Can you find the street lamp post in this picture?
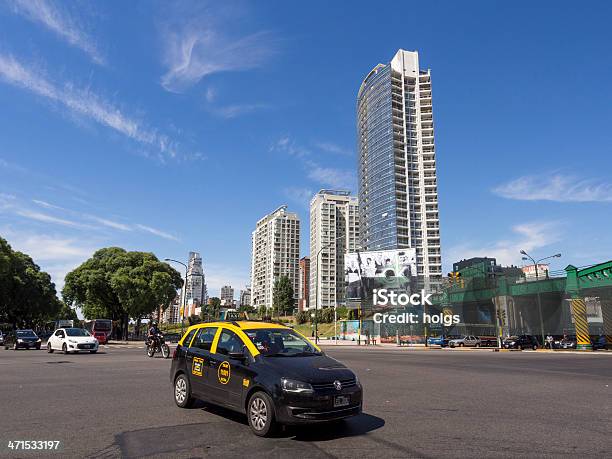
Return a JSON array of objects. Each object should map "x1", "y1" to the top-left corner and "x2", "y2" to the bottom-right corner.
[
  {"x1": 519, "y1": 251, "x2": 561, "y2": 346},
  {"x1": 314, "y1": 234, "x2": 345, "y2": 345},
  {"x1": 165, "y1": 258, "x2": 188, "y2": 336}
]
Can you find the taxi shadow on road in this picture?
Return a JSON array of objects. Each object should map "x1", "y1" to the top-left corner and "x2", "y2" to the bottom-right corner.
[{"x1": 195, "y1": 400, "x2": 384, "y2": 440}]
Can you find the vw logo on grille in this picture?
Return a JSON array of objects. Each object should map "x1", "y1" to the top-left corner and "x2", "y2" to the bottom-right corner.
[{"x1": 333, "y1": 380, "x2": 342, "y2": 391}]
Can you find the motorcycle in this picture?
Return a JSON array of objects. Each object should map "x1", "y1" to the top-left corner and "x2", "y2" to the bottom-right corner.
[{"x1": 146, "y1": 332, "x2": 170, "y2": 358}]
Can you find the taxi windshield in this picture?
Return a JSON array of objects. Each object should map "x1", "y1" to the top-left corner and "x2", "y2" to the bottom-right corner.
[{"x1": 244, "y1": 328, "x2": 320, "y2": 357}]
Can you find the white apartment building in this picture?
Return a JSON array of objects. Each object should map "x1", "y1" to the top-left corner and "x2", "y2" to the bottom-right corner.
[
  {"x1": 162, "y1": 293, "x2": 181, "y2": 324},
  {"x1": 220, "y1": 285, "x2": 235, "y2": 306},
  {"x1": 309, "y1": 190, "x2": 360, "y2": 309},
  {"x1": 357, "y1": 49, "x2": 442, "y2": 280},
  {"x1": 250, "y1": 205, "x2": 300, "y2": 310},
  {"x1": 240, "y1": 287, "x2": 251, "y2": 307}
]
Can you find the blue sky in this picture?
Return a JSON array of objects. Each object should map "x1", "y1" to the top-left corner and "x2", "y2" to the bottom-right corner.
[{"x1": 1, "y1": 0, "x2": 611, "y2": 297}]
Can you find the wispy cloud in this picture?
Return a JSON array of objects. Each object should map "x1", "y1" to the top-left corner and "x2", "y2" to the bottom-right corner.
[
  {"x1": 136, "y1": 224, "x2": 179, "y2": 242},
  {"x1": 32, "y1": 199, "x2": 65, "y2": 210},
  {"x1": 205, "y1": 87, "x2": 216, "y2": 102},
  {"x1": 304, "y1": 160, "x2": 356, "y2": 190},
  {"x1": 3, "y1": 194, "x2": 178, "y2": 242},
  {"x1": 14, "y1": 209, "x2": 91, "y2": 229},
  {"x1": 270, "y1": 136, "x2": 310, "y2": 158},
  {"x1": 1, "y1": 228, "x2": 97, "y2": 292},
  {"x1": 0, "y1": 54, "x2": 180, "y2": 161},
  {"x1": 314, "y1": 142, "x2": 353, "y2": 157},
  {"x1": 283, "y1": 187, "x2": 314, "y2": 209},
  {"x1": 159, "y1": 3, "x2": 277, "y2": 92},
  {"x1": 271, "y1": 136, "x2": 356, "y2": 190},
  {"x1": 444, "y1": 221, "x2": 563, "y2": 272},
  {"x1": 493, "y1": 174, "x2": 612, "y2": 203},
  {"x1": 10, "y1": 0, "x2": 104, "y2": 65},
  {"x1": 209, "y1": 103, "x2": 268, "y2": 119},
  {"x1": 84, "y1": 215, "x2": 132, "y2": 232}
]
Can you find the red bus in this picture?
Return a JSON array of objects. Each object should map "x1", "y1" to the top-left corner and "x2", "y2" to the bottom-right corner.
[{"x1": 84, "y1": 319, "x2": 113, "y2": 344}]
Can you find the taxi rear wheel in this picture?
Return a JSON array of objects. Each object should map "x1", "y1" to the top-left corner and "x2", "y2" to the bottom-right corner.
[
  {"x1": 247, "y1": 391, "x2": 276, "y2": 437},
  {"x1": 174, "y1": 374, "x2": 194, "y2": 408}
]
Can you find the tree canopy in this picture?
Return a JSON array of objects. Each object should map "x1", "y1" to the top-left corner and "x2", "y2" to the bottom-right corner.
[
  {"x1": 273, "y1": 275, "x2": 294, "y2": 317},
  {"x1": 62, "y1": 248, "x2": 183, "y2": 330},
  {"x1": 201, "y1": 297, "x2": 221, "y2": 321},
  {"x1": 0, "y1": 236, "x2": 62, "y2": 328}
]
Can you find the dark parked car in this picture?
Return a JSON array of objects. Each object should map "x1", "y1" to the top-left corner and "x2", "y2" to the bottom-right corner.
[
  {"x1": 592, "y1": 335, "x2": 610, "y2": 350},
  {"x1": 503, "y1": 335, "x2": 539, "y2": 350},
  {"x1": 12, "y1": 329, "x2": 42, "y2": 350}
]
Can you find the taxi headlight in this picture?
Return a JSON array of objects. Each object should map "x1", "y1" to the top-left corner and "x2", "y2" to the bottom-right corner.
[
  {"x1": 17, "y1": 339, "x2": 24, "y2": 343},
  {"x1": 281, "y1": 378, "x2": 314, "y2": 394}
]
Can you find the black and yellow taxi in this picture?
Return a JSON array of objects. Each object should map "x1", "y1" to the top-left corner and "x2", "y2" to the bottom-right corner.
[{"x1": 170, "y1": 320, "x2": 363, "y2": 436}]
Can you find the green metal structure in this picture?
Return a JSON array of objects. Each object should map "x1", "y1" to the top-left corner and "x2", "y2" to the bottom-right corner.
[{"x1": 430, "y1": 259, "x2": 612, "y2": 350}]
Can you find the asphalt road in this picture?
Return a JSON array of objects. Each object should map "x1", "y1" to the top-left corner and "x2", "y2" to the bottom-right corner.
[{"x1": 0, "y1": 345, "x2": 610, "y2": 458}]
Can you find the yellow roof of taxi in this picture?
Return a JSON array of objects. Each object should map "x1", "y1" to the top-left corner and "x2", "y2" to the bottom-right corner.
[{"x1": 189, "y1": 321, "x2": 289, "y2": 330}]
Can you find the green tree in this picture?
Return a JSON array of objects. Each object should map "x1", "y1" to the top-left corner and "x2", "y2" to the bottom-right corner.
[
  {"x1": 237, "y1": 303, "x2": 255, "y2": 314},
  {"x1": 57, "y1": 301, "x2": 79, "y2": 322},
  {"x1": 188, "y1": 314, "x2": 201, "y2": 326},
  {"x1": 321, "y1": 307, "x2": 335, "y2": 323},
  {"x1": 336, "y1": 306, "x2": 349, "y2": 320},
  {"x1": 295, "y1": 310, "x2": 309, "y2": 324},
  {"x1": 208, "y1": 297, "x2": 221, "y2": 319},
  {"x1": 273, "y1": 275, "x2": 294, "y2": 318},
  {"x1": 62, "y1": 247, "x2": 182, "y2": 339},
  {"x1": 0, "y1": 236, "x2": 62, "y2": 329}
]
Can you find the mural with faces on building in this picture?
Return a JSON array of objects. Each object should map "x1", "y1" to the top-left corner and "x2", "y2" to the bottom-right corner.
[{"x1": 344, "y1": 248, "x2": 417, "y2": 310}]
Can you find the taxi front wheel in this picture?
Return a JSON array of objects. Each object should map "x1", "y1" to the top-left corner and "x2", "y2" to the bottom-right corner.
[
  {"x1": 247, "y1": 391, "x2": 277, "y2": 437},
  {"x1": 174, "y1": 374, "x2": 195, "y2": 408}
]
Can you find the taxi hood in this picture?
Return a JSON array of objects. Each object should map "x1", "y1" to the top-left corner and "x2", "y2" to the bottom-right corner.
[{"x1": 262, "y1": 354, "x2": 355, "y2": 383}]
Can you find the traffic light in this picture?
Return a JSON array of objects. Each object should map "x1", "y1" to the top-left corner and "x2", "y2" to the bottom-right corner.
[{"x1": 447, "y1": 271, "x2": 463, "y2": 287}]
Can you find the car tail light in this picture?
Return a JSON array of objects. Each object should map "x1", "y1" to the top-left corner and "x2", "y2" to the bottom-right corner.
[{"x1": 172, "y1": 348, "x2": 178, "y2": 359}]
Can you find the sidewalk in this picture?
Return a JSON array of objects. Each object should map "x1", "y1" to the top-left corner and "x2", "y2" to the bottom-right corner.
[{"x1": 318, "y1": 341, "x2": 612, "y2": 354}]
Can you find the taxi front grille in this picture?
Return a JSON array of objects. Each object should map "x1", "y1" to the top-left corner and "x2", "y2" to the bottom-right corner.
[{"x1": 312, "y1": 378, "x2": 356, "y2": 391}]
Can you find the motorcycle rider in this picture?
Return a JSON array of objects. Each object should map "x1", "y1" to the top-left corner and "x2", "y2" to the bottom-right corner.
[{"x1": 148, "y1": 320, "x2": 161, "y2": 348}]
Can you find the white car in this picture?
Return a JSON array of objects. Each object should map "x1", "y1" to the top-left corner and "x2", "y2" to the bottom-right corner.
[
  {"x1": 47, "y1": 328, "x2": 99, "y2": 354},
  {"x1": 448, "y1": 335, "x2": 481, "y2": 348}
]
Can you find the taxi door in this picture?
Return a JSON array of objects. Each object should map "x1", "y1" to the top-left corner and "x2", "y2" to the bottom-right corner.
[
  {"x1": 208, "y1": 328, "x2": 254, "y2": 409},
  {"x1": 186, "y1": 326, "x2": 219, "y2": 398}
]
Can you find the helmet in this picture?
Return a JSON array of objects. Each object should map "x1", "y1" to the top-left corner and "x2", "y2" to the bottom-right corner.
[{"x1": 151, "y1": 320, "x2": 158, "y2": 327}]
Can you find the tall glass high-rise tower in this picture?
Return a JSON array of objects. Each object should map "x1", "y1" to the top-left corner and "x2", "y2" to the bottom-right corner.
[{"x1": 357, "y1": 49, "x2": 441, "y2": 279}]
